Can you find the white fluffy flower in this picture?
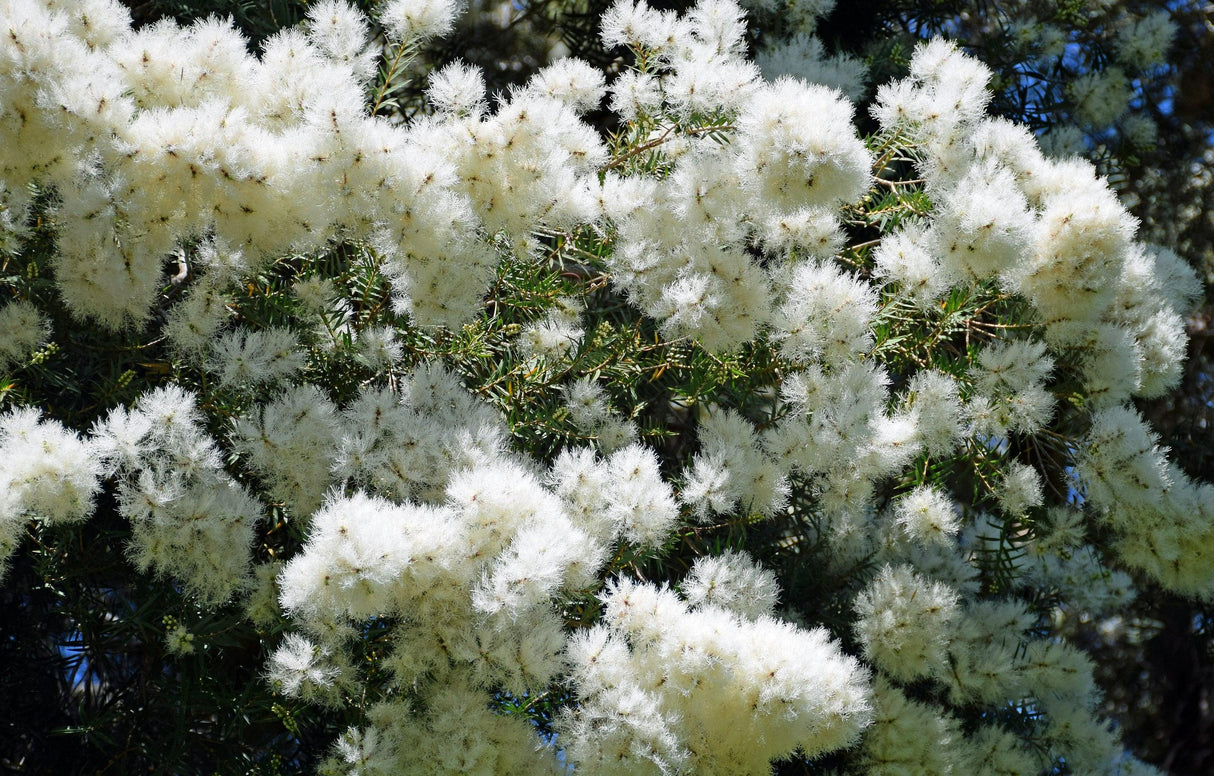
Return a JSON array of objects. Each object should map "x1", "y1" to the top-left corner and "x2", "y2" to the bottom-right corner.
[
  {"x1": 871, "y1": 39, "x2": 991, "y2": 142},
  {"x1": 929, "y1": 161, "x2": 1034, "y2": 283},
  {"x1": 969, "y1": 338, "x2": 1056, "y2": 437},
  {"x1": 859, "y1": 678, "x2": 967, "y2": 774},
  {"x1": 905, "y1": 370, "x2": 965, "y2": 457},
  {"x1": 755, "y1": 206, "x2": 844, "y2": 260},
  {"x1": 268, "y1": 632, "x2": 347, "y2": 705},
  {"x1": 426, "y1": 61, "x2": 486, "y2": 118},
  {"x1": 377, "y1": 0, "x2": 463, "y2": 45},
  {"x1": 305, "y1": 0, "x2": 376, "y2": 81},
  {"x1": 280, "y1": 492, "x2": 432, "y2": 620},
  {"x1": 1115, "y1": 10, "x2": 1177, "y2": 68},
  {"x1": 770, "y1": 260, "x2": 877, "y2": 365},
  {"x1": 895, "y1": 485, "x2": 959, "y2": 544},
  {"x1": 0, "y1": 300, "x2": 50, "y2": 370},
  {"x1": 681, "y1": 550, "x2": 780, "y2": 619},
  {"x1": 872, "y1": 223, "x2": 952, "y2": 308},
  {"x1": 207, "y1": 326, "x2": 305, "y2": 388},
  {"x1": 854, "y1": 564, "x2": 959, "y2": 681},
  {"x1": 1068, "y1": 68, "x2": 1131, "y2": 128},
  {"x1": 755, "y1": 33, "x2": 867, "y2": 99},
  {"x1": 605, "y1": 444, "x2": 680, "y2": 548},
  {"x1": 997, "y1": 462, "x2": 1044, "y2": 516},
  {"x1": 682, "y1": 406, "x2": 789, "y2": 519},
  {"x1": 231, "y1": 385, "x2": 340, "y2": 517},
  {"x1": 526, "y1": 58, "x2": 606, "y2": 114},
  {"x1": 736, "y1": 77, "x2": 873, "y2": 210},
  {"x1": 560, "y1": 577, "x2": 872, "y2": 772},
  {"x1": 608, "y1": 70, "x2": 662, "y2": 121},
  {"x1": 518, "y1": 298, "x2": 584, "y2": 364},
  {"x1": 0, "y1": 408, "x2": 100, "y2": 574},
  {"x1": 357, "y1": 326, "x2": 403, "y2": 368},
  {"x1": 472, "y1": 517, "x2": 604, "y2": 617},
  {"x1": 1, "y1": 408, "x2": 101, "y2": 526},
  {"x1": 943, "y1": 599, "x2": 1035, "y2": 704}
]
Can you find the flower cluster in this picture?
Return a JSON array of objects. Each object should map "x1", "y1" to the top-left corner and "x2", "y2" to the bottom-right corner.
[
  {"x1": 0, "y1": 408, "x2": 100, "y2": 575},
  {"x1": 559, "y1": 572, "x2": 870, "y2": 774},
  {"x1": 92, "y1": 385, "x2": 262, "y2": 604}
]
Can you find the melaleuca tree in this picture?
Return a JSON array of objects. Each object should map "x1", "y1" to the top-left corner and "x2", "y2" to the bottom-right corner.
[{"x1": 1, "y1": 0, "x2": 1213, "y2": 775}]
